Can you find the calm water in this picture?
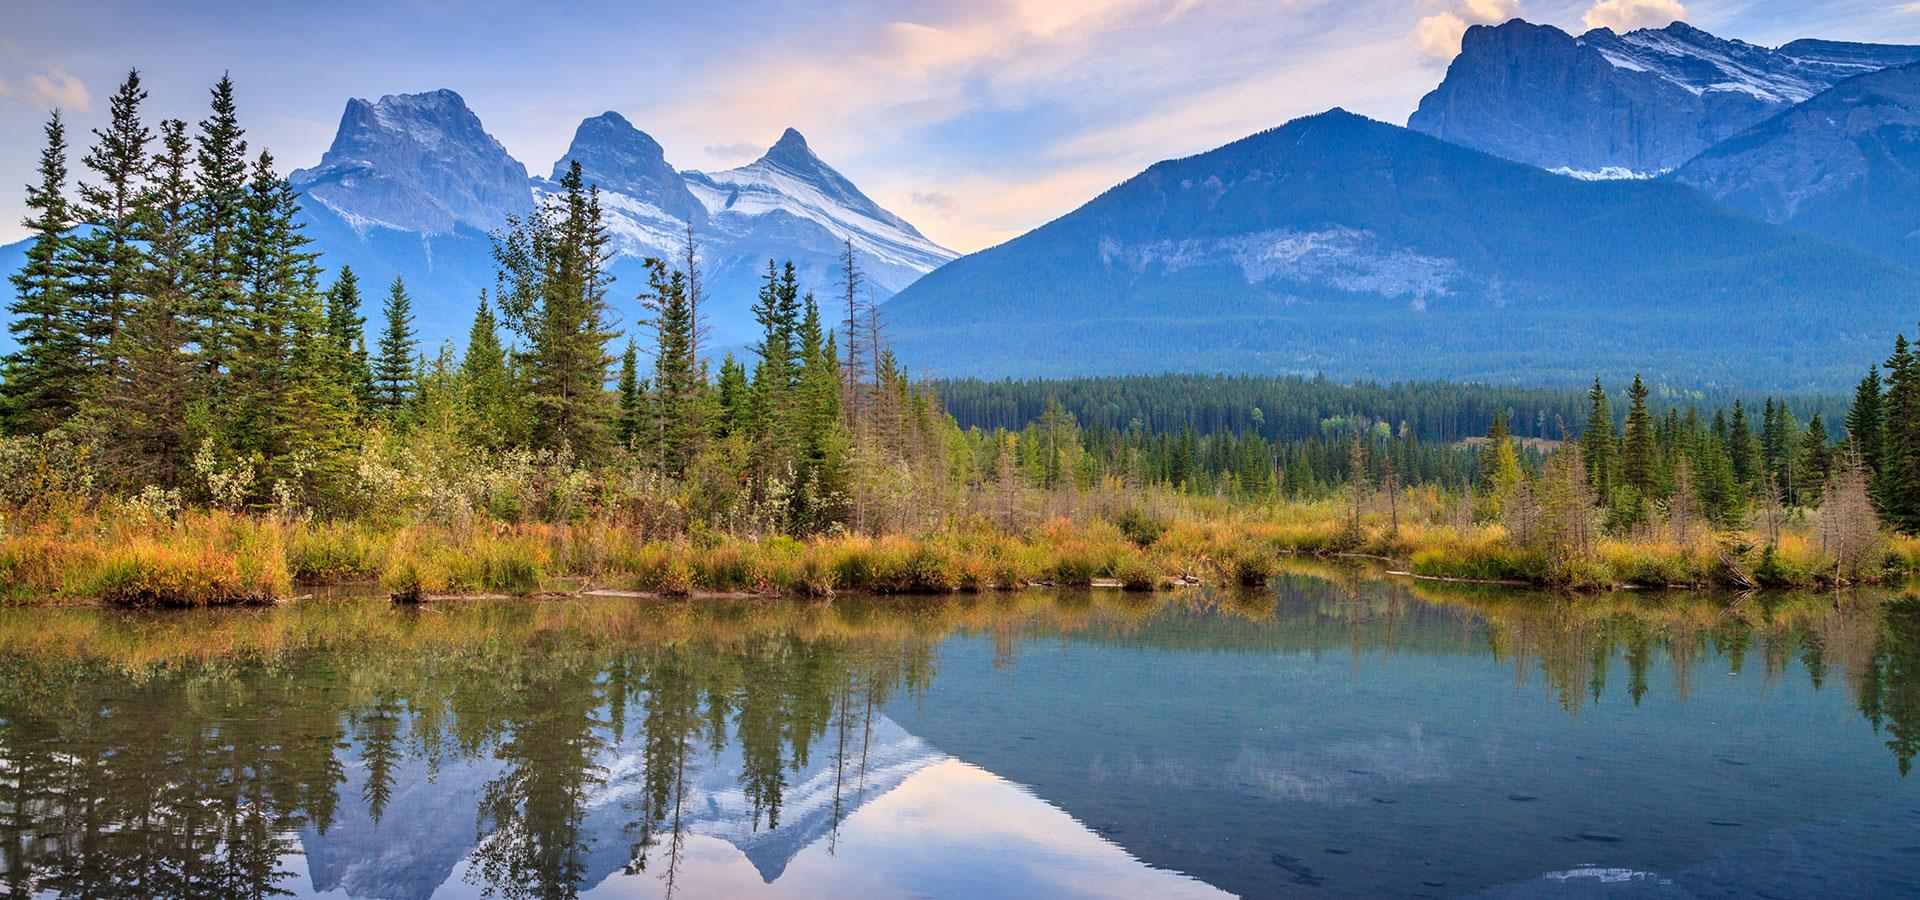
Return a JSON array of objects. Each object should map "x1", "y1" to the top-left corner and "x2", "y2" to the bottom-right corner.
[{"x1": 1, "y1": 571, "x2": 1918, "y2": 899}]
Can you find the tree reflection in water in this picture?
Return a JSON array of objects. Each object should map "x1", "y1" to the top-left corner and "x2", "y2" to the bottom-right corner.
[{"x1": 0, "y1": 573, "x2": 1913, "y2": 899}]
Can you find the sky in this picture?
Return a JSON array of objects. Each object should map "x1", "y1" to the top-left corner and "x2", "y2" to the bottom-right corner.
[{"x1": 2, "y1": 0, "x2": 1918, "y2": 252}]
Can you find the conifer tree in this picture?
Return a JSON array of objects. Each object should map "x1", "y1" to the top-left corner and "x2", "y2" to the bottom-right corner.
[
  {"x1": 98, "y1": 117, "x2": 198, "y2": 486},
  {"x1": 1879, "y1": 334, "x2": 1920, "y2": 532},
  {"x1": 493, "y1": 160, "x2": 617, "y2": 454},
  {"x1": 1847, "y1": 366, "x2": 1884, "y2": 478},
  {"x1": 616, "y1": 338, "x2": 641, "y2": 449},
  {"x1": 713, "y1": 354, "x2": 751, "y2": 440},
  {"x1": 459, "y1": 292, "x2": 516, "y2": 448},
  {"x1": 1801, "y1": 413, "x2": 1833, "y2": 506},
  {"x1": 1620, "y1": 375, "x2": 1654, "y2": 496},
  {"x1": 324, "y1": 267, "x2": 374, "y2": 411},
  {"x1": 192, "y1": 74, "x2": 249, "y2": 374},
  {"x1": 4, "y1": 111, "x2": 86, "y2": 434},
  {"x1": 1581, "y1": 379, "x2": 1613, "y2": 496},
  {"x1": 70, "y1": 69, "x2": 152, "y2": 366},
  {"x1": 1728, "y1": 400, "x2": 1758, "y2": 494},
  {"x1": 638, "y1": 258, "x2": 700, "y2": 475},
  {"x1": 225, "y1": 151, "x2": 322, "y2": 476},
  {"x1": 374, "y1": 276, "x2": 418, "y2": 416}
]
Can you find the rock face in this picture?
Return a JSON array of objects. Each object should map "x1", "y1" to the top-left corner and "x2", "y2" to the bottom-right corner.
[
  {"x1": 882, "y1": 110, "x2": 1914, "y2": 389},
  {"x1": 1409, "y1": 19, "x2": 1920, "y2": 176},
  {"x1": 273, "y1": 90, "x2": 953, "y2": 349},
  {"x1": 1674, "y1": 63, "x2": 1920, "y2": 267},
  {"x1": 290, "y1": 89, "x2": 532, "y2": 235}
]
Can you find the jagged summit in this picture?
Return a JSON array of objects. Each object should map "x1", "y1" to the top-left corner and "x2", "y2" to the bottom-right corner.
[
  {"x1": 1410, "y1": 18, "x2": 1920, "y2": 174},
  {"x1": 545, "y1": 111, "x2": 705, "y2": 224},
  {"x1": 290, "y1": 88, "x2": 531, "y2": 235}
]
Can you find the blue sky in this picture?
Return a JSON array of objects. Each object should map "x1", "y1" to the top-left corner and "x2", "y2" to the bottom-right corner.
[{"x1": 2, "y1": 0, "x2": 1917, "y2": 252}]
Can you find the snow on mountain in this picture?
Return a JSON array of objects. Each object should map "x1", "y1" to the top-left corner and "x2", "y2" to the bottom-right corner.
[
  {"x1": 290, "y1": 89, "x2": 531, "y2": 236},
  {"x1": 682, "y1": 128, "x2": 957, "y2": 276},
  {"x1": 1410, "y1": 19, "x2": 1920, "y2": 174}
]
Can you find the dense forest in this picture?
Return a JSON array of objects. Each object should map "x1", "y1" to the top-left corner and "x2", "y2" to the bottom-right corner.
[{"x1": 3, "y1": 69, "x2": 1920, "y2": 600}]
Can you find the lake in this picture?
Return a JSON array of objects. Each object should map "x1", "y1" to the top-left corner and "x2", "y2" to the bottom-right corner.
[{"x1": 1, "y1": 568, "x2": 1916, "y2": 898}]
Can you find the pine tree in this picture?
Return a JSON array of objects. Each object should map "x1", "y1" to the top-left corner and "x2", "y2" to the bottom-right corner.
[
  {"x1": 1581, "y1": 379, "x2": 1613, "y2": 496},
  {"x1": 70, "y1": 69, "x2": 152, "y2": 368},
  {"x1": 1801, "y1": 413, "x2": 1833, "y2": 506},
  {"x1": 374, "y1": 277, "x2": 419, "y2": 417},
  {"x1": 324, "y1": 267, "x2": 374, "y2": 412},
  {"x1": 459, "y1": 292, "x2": 516, "y2": 448},
  {"x1": 493, "y1": 160, "x2": 617, "y2": 454},
  {"x1": 97, "y1": 116, "x2": 198, "y2": 487},
  {"x1": 791, "y1": 295, "x2": 849, "y2": 530},
  {"x1": 3, "y1": 111, "x2": 87, "y2": 434},
  {"x1": 616, "y1": 338, "x2": 641, "y2": 449},
  {"x1": 748, "y1": 260, "x2": 802, "y2": 477},
  {"x1": 1621, "y1": 375, "x2": 1654, "y2": 497},
  {"x1": 1728, "y1": 399, "x2": 1758, "y2": 494},
  {"x1": 1847, "y1": 366, "x2": 1885, "y2": 479},
  {"x1": 192, "y1": 74, "x2": 249, "y2": 376},
  {"x1": 1879, "y1": 334, "x2": 1920, "y2": 532},
  {"x1": 638, "y1": 258, "x2": 699, "y2": 475}
]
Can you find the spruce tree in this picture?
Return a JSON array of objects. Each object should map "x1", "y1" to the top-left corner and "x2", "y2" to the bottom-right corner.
[
  {"x1": 459, "y1": 292, "x2": 515, "y2": 447},
  {"x1": 493, "y1": 160, "x2": 617, "y2": 454},
  {"x1": 1847, "y1": 366, "x2": 1885, "y2": 478},
  {"x1": 374, "y1": 276, "x2": 419, "y2": 416},
  {"x1": 1621, "y1": 375, "x2": 1654, "y2": 496},
  {"x1": 1581, "y1": 379, "x2": 1613, "y2": 496},
  {"x1": 1801, "y1": 413, "x2": 1832, "y2": 506},
  {"x1": 638, "y1": 258, "x2": 699, "y2": 475},
  {"x1": 1879, "y1": 334, "x2": 1920, "y2": 532},
  {"x1": 324, "y1": 267, "x2": 375, "y2": 411},
  {"x1": 98, "y1": 117, "x2": 198, "y2": 487},
  {"x1": 1728, "y1": 400, "x2": 1758, "y2": 494},
  {"x1": 192, "y1": 74, "x2": 249, "y2": 374},
  {"x1": 3, "y1": 111, "x2": 86, "y2": 434},
  {"x1": 70, "y1": 69, "x2": 152, "y2": 366},
  {"x1": 616, "y1": 338, "x2": 641, "y2": 449}
]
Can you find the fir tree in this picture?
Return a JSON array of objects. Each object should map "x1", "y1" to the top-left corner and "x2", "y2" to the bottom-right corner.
[
  {"x1": 3, "y1": 111, "x2": 86, "y2": 434},
  {"x1": 70, "y1": 68, "x2": 153, "y2": 365},
  {"x1": 192, "y1": 74, "x2": 249, "y2": 375},
  {"x1": 638, "y1": 258, "x2": 699, "y2": 475},
  {"x1": 1847, "y1": 366, "x2": 1885, "y2": 478},
  {"x1": 1880, "y1": 334, "x2": 1920, "y2": 532},
  {"x1": 459, "y1": 292, "x2": 516, "y2": 448},
  {"x1": 374, "y1": 276, "x2": 419, "y2": 416},
  {"x1": 324, "y1": 267, "x2": 374, "y2": 411},
  {"x1": 616, "y1": 338, "x2": 641, "y2": 449},
  {"x1": 1581, "y1": 379, "x2": 1613, "y2": 496},
  {"x1": 493, "y1": 160, "x2": 617, "y2": 454},
  {"x1": 1621, "y1": 375, "x2": 1654, "y2": 496}
]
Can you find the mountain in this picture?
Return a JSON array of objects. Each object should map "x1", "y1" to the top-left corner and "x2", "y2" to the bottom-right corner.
[
  {"x1": 1673, "y1": 62, "x2": 1920, "y2": 268},
  {"x1": 881, "y1": 109, "x2": 1915, "y2": 389},
  {"x1": 543, "y1": 115, "x2": 957, "y2": 341},
  {"x1": 1409, "y1": 19, "x2": 1920, "y2": 177}
]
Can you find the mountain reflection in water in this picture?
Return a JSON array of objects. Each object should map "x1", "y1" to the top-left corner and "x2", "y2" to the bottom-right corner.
[{"x1": 0, "y1": 569, "x2": 1916, "y2": 898}]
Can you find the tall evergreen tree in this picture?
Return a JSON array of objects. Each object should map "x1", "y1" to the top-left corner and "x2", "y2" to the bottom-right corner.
[
  {"x1": 70, "y1": 69, "x2": 152, "y2": 366},
  {"x1": 1879, "y1": 334, "x2": 1920, "y2": 532},
  {"x1": 638, "y1": 258, "x2": 699, "y2": 475},
  {"x1": 1621, "y1": 375, "x2": 1654, "y2": 496},
  {"x1": 3, "y1": 111, "x2": 86, "y2": 434},
  {"x1": 192, "y1": 74, "x2": 249, "y2": 375},
  {"x1": 459, "y1": 292, "x2": 516, "y2": 448},
  {"x1": 493, "y1": 160, "x2": 617, "y2": 454},
  {"x1": 1848, "y1": 365, "x2": 1885, "y2": 477},
  {"x1": 98, "y1": 117, "x2": 198, "y2": 486},
  {"x1": 374, "y1": 276, "x2": 419, "y2": 416},
  {"x1": 1581, "y1": 379, "x2": 1613, "y2": 495},
  {"x1": 616, "y1": 338, "x2": 641, "y2": 449},
  {"x1": 324, "y1": 267, "x2": 374, "y2": 411}
]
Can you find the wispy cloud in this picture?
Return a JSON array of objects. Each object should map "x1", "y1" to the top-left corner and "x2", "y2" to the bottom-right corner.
[
  {"x1": 702, "y1": 141, "x2": 761, "y2": 163},
  {"x1": 906, "y1": 190, "x2": 960, "y2": 215},
  {"x1": 0, "y1": 67, "x2": 91, "y2": 112}
]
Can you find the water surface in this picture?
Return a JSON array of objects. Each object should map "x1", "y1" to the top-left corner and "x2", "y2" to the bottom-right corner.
[{"x1": 1, "y1": 570, "x2": 1916, "y2": 898}]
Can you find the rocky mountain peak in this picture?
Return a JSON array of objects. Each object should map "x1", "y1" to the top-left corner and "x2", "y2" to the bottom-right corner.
[{"x1": 548, "y1": 111, "x2": 704, "y2": 224}]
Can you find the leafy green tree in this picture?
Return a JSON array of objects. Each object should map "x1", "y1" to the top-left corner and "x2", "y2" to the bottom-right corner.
[
  {"x1": 374, "y1": 276, "x2": 418, "y2": 417},
  {"x1": 4, "y1": 111, "x2": 86, "y2": 434}
]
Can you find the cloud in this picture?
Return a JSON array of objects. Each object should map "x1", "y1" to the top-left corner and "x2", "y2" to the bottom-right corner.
[
  {"x1": 1415, "y1": 0, "x2": 1523, "y2": 60},
  {"x1": 0, "y1": 67, "x2": 90, "y2": 111},
  {"x1": 1583, "y1": 0, "x2": 1688, "y2": 32},
  {"x1": 702, "y1": 141, "x2": 762, "y2": 162},
  {"x1": 906, "y1": 190, "x2": 960, "y2": 215}
]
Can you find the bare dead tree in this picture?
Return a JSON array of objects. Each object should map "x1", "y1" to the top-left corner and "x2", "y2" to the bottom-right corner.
[{"x1": 840, "y1": 238, "x2": 867, "y2": 436}]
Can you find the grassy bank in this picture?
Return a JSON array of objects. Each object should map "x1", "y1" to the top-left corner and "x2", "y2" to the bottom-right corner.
[{"x1": 2, "y1": 495, "x2": 1917, "y2": 606}]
